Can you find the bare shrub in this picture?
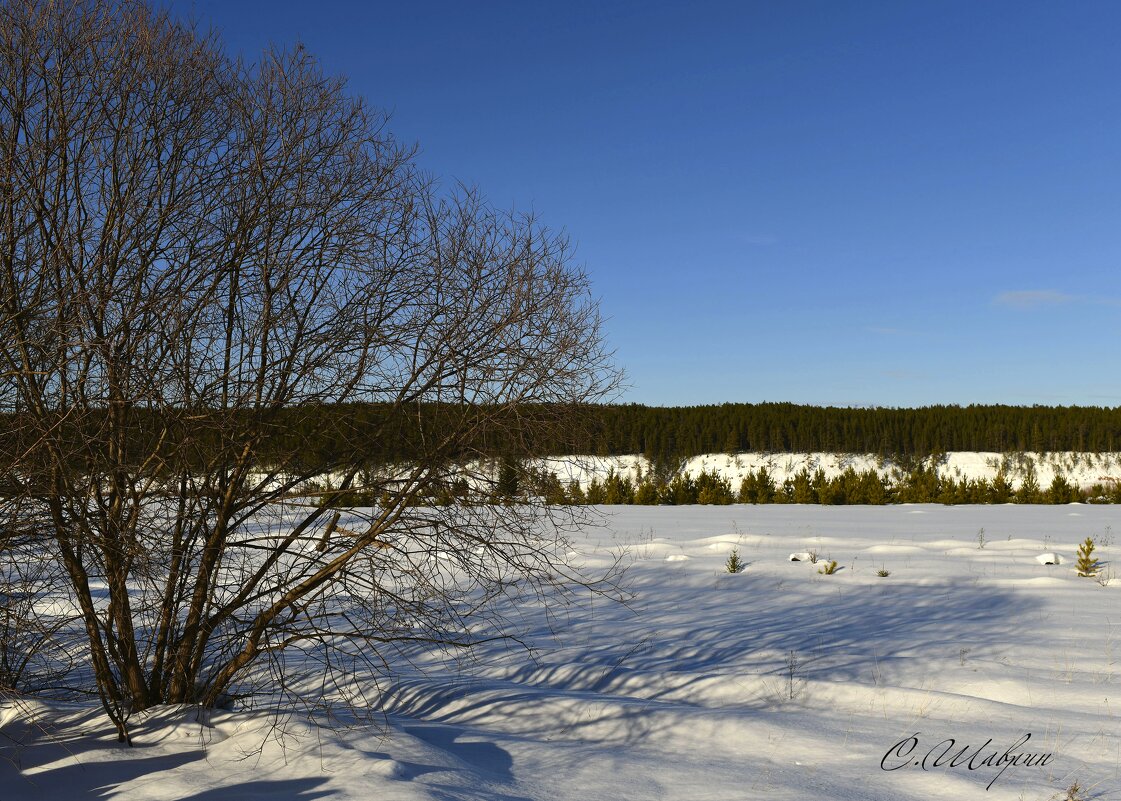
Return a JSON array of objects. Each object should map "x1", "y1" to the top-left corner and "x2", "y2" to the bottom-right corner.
[{"x1": 0, "y1": 0, "x2": 620, "y2": 742}]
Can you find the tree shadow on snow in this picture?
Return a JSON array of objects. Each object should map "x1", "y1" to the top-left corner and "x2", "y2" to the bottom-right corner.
[
  {"x1": 2, "y1": 734, "x2": 333, "y2": 801},
  {"x1": 0, "y1": 705, "x2": 337, "y2": 801},
  {"x1": 581, "y1": 571, "x2": 1029, "y2": 685},
  {"x1": 1, "y1": 745, "x2": 206, "y2": 799},
  {"x1": 0, "y1": 706, "x2": 201, "y2": 799},
  {"x1": 402, "y1": 723, "x2": 513, "y2": 781},
  {"x1": 173, "y1": 778, "x2": 333, "y2": 801},
  {"x1": 375, "y1": 572, "x2": 1031, "y2": 750}
]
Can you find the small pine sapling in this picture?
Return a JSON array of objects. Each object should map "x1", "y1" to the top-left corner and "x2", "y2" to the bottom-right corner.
[
  {"x1": 725, "y1": 547, "x2": 745, "y2": 574},
  {"x1": 876, "y1": 566, "x2": 890, "y2": 577},
  {"x1": 818, "y1": 559, "x2": 839, "y2": 575},
  {"x1": 1076, "y1": 537, "x2": 1099, "y2": 577}
]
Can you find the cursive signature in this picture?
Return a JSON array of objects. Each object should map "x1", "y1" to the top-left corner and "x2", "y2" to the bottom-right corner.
[{"x1": 881, "y1": 732, "x2": 1054, "y2": 791}]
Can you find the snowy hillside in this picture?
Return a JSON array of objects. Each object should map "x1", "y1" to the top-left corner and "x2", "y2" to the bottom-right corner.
[{"x1": 539, "y1": 451, "x2": 1121, "y2": 491}]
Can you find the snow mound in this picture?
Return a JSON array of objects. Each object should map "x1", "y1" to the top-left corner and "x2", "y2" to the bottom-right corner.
[{"x1": 368, "y1": 758, "x2": 410, "y2": 780}]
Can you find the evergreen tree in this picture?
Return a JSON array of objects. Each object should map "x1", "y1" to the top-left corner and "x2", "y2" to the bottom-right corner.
[
  {"x1": 1016, "y1": 467, "x2": 1041, "y2": 504},
  {"x1": 1075, "y1": 537, "x2": 1099, "y2": 577},
  {"x1": 1047, "y1": 474, "x2": 1076, "y2": 504},
  {"x1": 989, "y1": 469, "x2": 1013, "y2": 503},
  {"x1": 603, "y1": 470, "x2": 635, "y2": 504},
  {"x1": 634, "y1": 480, "x2": 659, "y2": 505},
  {"x1": 496, "y1": 457, "x2": 520, "y2": 500},
  {"x1": 898, "y1": 464, "x2": 940, "y2": 503},
  {"x1": 790, "y1": 469, "x2": 815, "y2": 504},
  {"x1": 695, "y1": 470, "x2": 734, "y2": 504}
]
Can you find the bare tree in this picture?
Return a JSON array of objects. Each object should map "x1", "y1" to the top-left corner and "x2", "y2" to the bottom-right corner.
[{"x1": 0, "y1": 0, "x2": 619, "y2": 742}]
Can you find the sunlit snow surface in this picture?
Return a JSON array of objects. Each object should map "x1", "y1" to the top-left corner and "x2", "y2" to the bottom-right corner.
[{"x1": 4, "y1": 504, "x2": 1121, "y2": 800}]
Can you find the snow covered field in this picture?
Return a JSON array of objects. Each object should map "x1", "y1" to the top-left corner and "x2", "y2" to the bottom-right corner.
[{"x1": 4, "y1": 504, "x2": 1121, "y2": 800}]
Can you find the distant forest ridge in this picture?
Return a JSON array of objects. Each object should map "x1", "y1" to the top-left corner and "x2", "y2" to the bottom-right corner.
[
  {"x1": 567, "y1": 402, "x2": 1121, "y2": 458},
  {"x1": 264, "y1": 402, "x2": 1121, "y2": 462},
  {"x1": 9, "y1": 402, "x2": 1120, "y2": 468},
  {"x1": 272, "y1": 402, "x2": 1121, "y2": 465}
]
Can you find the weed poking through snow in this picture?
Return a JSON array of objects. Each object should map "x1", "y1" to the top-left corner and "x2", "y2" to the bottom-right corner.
[
  {"x1": 1062, "y1": 780, "x2": 1087, "y2": 801},
  {"x1": 786, "y1": 650, "x2": 800, "y2": 700}
]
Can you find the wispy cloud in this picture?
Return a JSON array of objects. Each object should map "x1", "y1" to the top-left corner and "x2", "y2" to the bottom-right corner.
[
  {"x1": 994, "y1": 289, "x2": 1121, "y2": 310},
  {"x1": 992, "y1": 290, "x2": 1076, "y2": 309}
]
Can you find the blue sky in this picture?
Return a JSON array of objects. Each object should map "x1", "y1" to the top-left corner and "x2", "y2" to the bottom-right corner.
[{"x1": 166, "y1": 0, "x2": 1121, "y2": 407}]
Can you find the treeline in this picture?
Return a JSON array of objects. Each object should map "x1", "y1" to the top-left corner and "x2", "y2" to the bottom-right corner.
[
  {"x1": 10, "y1": 402, "x2": 1121, "y2": 473},
  {"x1": 230, "y1": 402, "x2": 1121, "y2": 466},
  {"x1": 564, "y1": 403, "x2": 1121, "y2": 459},
  {"x1": 523, "y1": 466, "x2": 1121, "y2": 507},
  {"x1": 277, "y1": 402, "x2": 1121, "y2": 465},
  {"x1": 0, "y1": 402, "x2": 586, "y2": 476}
]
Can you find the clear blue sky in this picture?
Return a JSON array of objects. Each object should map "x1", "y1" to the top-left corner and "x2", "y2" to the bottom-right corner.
[{"x1": 166, "y1": 0, "x2": 1121, "y2": 408}]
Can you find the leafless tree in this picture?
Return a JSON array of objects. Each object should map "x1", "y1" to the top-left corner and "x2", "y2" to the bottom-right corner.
[{"x1": 0, "y1": 0, "x2": 619, "y2": 742}]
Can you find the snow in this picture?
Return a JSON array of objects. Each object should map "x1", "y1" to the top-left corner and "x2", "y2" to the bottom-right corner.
[
  {"x1": 539, "y1": 451, "x2": 1121, "y2": 490},
  {"x1": 4, "y1": 504, "x2": 1121, "y2": 799}
]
